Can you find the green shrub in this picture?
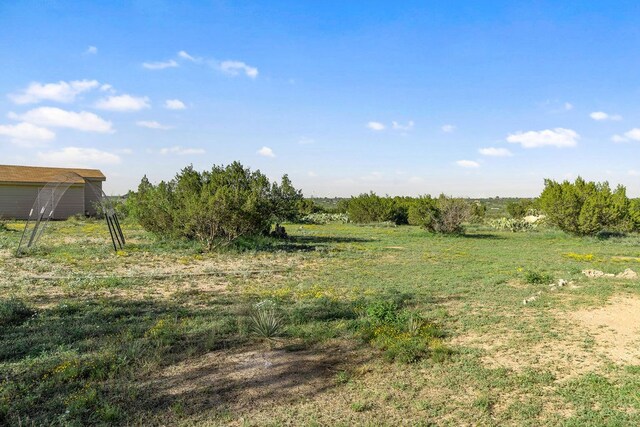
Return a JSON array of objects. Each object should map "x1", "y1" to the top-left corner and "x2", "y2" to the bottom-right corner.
[
  {"x1": 629, "y1": 199, "x2": 640, "y2": 231},
  {"x1": 0, "y1": 298, "x2": 34, "y2": 328},
  {"x1": 347, "y1": 192, "x2": 395, "y2": 223},
  {"x1": 408, "y1": 194, "x2": 472, "y2": 234},
  {"x1": 524, "y1": 270, "x2": 553, "y2": 285},
  {"x1": 506, "y1": 199, "x2": 536, "y2": 219},
  {"x1": 129, "y1": 162, "x2": 303, "y2": 249},
  {"x1": 539, "y1": 177, "x2": 631, "y2": 235}
]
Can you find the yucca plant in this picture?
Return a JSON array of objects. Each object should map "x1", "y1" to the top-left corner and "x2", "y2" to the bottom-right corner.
[{"x1": 249, "y1": 300, "x2": 284, "y2": 339}]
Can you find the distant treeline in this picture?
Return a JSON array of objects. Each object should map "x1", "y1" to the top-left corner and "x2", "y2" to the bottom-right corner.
[{"x1": 120, "y1": 162, "x2": 640, "y2": 251}]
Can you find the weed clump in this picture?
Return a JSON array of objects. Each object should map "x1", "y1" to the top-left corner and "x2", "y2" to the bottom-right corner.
[
  {"x1": 358, "y1": 298, "x2": 449, "y2": 363},
  {"x1": 523, "y1": 270, "x2": 554, "y2": 285}
]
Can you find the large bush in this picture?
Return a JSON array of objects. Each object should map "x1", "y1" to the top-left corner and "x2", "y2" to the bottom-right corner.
[
  {"x1": 538, "y1": 177, "x2": 631, "y2": 235},
  {"x1": 346, "y1": 192, "x2": 395, "y2": 223},
  {"x1": 130, "y1": 162, "x2": 302, "y2": 249},
  {"x1": 408, "y1": 194, "x2": 472, "y2": 234}
]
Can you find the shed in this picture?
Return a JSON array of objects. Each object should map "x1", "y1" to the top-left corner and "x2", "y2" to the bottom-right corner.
[{"x1": 0, "y1": 164, "x2": 106, "y2": 219}]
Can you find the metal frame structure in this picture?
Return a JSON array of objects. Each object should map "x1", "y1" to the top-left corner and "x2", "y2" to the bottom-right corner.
[{"x1": 16, "y1": 172, "x2": 125, "y2": 255}]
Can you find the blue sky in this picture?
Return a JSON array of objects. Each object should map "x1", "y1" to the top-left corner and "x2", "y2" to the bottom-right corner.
[{"x1": 1, "y1": 1, "x2": 640, "y2": 197}]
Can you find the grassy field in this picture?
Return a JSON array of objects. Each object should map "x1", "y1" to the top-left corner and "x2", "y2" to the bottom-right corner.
[{"x1": 1, "y1": 218, "x2": 640, "y2": 425}]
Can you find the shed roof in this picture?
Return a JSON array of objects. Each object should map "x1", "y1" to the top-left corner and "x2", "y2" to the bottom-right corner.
[{"x1": 0, "y1": 165, "x2": 106, "y2": 184}]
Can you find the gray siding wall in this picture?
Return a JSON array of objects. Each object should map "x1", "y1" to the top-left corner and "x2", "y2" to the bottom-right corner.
[
  {"x1": 54, "y1": 186, "x2": 84, "y2": 219},
  {"x1": 84, "y1": 180, "x2": 102, "y2": 216},
  {"x1": 0, "y1": 183, "x2": 85, "y2": 220}
]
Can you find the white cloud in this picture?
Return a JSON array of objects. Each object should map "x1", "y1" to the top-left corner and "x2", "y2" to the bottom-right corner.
[
  {"x1": 479, "y1": 147, "x2": 513, "y2": 157},
  {"x1": 392, "y1": 120, "x2": 414, "y2": 131},
  {"x1": 85, "y1": 46, "x2": 98, "y2": 54},
  {"x1": 408, "y1": 176, "x2": 424, "y2": 184},
  {"x1": 564, "y1": 102, "x2": 574, "y2": 110},
  {"x1": 38, "y1": 147, "x2": 121, "y2": 166},
  {"x1": 116, "y1": 148, "x2": 133, "y2": 155},
  {"x1": 0, "y1": 122, "x2": 55, "y2": 145},
  {"x1": 143, "y1": 59, "x2": 179, "y2": 70},
  {"x1": 590, "y1": 111, "x2": 622, "y2": 121},
  {"x1": 257, "y1": 146, "x2": 275, "y2": 158},
  {"x1": 136, "y1": 121, "x2": 172, "y2": 130},
  {"x1": 219, "y1": 60, "x2": 259, "y2": 78},
  {"x1": 456, "y1": 160, "x2": 480, "y2": 168},
  {"x1": 11, "y1": 107, "x2": 113, "y2": 133},
  {"x1": 9, "y1": 79, "x2": 99, "y2": 104},
  {"x1": 506, "y1": 128, "x2": 579, "y2": 148},
  {"x1": 159, "y1": 146, "x2": 205, "y2": 155},
  {"x1": 628, "y1": 170, "x2": 640, "y2": 177},
  {"x1": 441, "y1": 124, "x2": 455, "y2": 133},
  {"x1": 95, "y1": 94, "x2": 150, "y2": 112},
  {"x1": 178, "y1": 50, "x2": 199, "y2": 62},
  {"x1": 308, "y1": 171, "x2": 318, "y2": 177},
  {"x1": 367, "y1": 121, "x2": 385, "y2": 131},
  {"x1": 164, "y1": 99, "x2": 186, "y2": 110},
  {"x1": 610, "y1": 129, "x2": 640, "y2": 143},
  {"x1": 100, "y1": 84, "x2": 114, "y2": 92}
]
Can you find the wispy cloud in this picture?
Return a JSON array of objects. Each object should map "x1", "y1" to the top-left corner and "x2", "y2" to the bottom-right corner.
[
  {"x1": 298, "y1": 137, "x2": 315, "y2": 145},
  {"x1": 178, "y1": 50, "x2": 200, "y2": 62},
  {"x1": 95, "y1": 94, "x2": 150, "y2": 112},
  {"x1": 506, "y1": 128, "x2": 579, "y2": 148},
  {"x1": 218, "y1": 60, "x2": 259, "y2": 78},
  {"x1": 85, "y1": 46, "x2": 97, "y2": 55},
  {"x1": 159, "y1": 146, "x2": 205, "y2": 155},
  {"x1": 257, "y1": 146, "x2": 275, "y2": 157},
  {"x1": 367, "y1": 121, "x2": 385, "y2": 131},
  {"x1": 441, "y1": 124, "x2": 455, "y2": 133},
  {"x1": 142, "y1": 59, "x2": 179, "y2": 70},
  {"x1": 612, "y1": 128, "x2": 640, "y2": 143},
  {"x1": 9, "y1": 80, "x2": 99, "y2": 104},
  {"x1": 456, "y1": 160, "x2": 480, "y2": 168},
  {"x1": 164, "y1": 99, "x2": 186, "y2": 110},
  {"x1": 564, "y1": 102, "x2": 574, "y2": 110},
  {"x1": 136, "y1": 120, "x2": 172, "y2": 130},
  {"x1": 590, "y1": 111, "x2": 622, "y2": 121},
  {"x1": 10, "y1": 107, "x2": 113, "y2": 133},
  {"x1": 38, "y1": 146, "x2": 121, "y2": 166},
  {"x1": 479, "y1": 147, "x2": 513, "y2": 157},
  {"x1": 392, "y1": 120, "x2": 414, "y2": 131}
]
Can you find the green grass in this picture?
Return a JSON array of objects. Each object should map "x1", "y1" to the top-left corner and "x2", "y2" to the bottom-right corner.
[{"x1": 1, "y1": 219, "x2": 640, "y2": 424}]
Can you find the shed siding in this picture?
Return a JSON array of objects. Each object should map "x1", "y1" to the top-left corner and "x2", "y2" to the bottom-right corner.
[
  {"x1": 84, "y1": 180, "x2": 102, "y2": 216},
  {"x1": 0, "y1": 184, "x2": 85, "y2": 220}
]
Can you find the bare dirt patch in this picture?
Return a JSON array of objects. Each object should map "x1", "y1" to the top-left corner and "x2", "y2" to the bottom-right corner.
[
  {"x1": 582, "y1": 268, "x2": 638, "y2": 279},
  {"x1": 140, "y1": 340, "x2": 371, "y2": 419},
  {"x1": 569, "y1": 295, "x2": 640, "y2": 365}
]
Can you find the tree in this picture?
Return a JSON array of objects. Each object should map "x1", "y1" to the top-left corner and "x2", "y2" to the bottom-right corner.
[
  {"x1": 129, "y1": 162, "x2": 303, "y2": 250},
  {"x1": 539, "y1": 177, "x2": 631, "y2": 235}
]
